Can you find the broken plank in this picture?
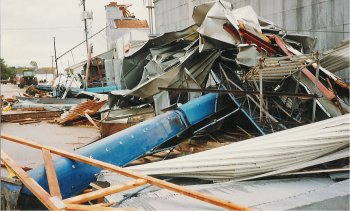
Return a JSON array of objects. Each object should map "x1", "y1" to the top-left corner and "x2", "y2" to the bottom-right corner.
[
  {"x1": 64, "y1": 179, "x2": 147, "y2": 204},
  {"x1": 1, "y1": 133, "x2": 251, "y2": 211},
  {"x1": 0, "y1": 151, "x2": 60, "y2": 210},
  {"x1": 9, "y1": 118, "x2": 34, "y2": 123},
  {"x1": 1, "y1": 162, "x2": 32, "y2": 171},
  {"x1": 84, "y1": 113, "x2": 100, "y2": 129},
  {"x1": 20, "y1": 107, "x2": 46, "y2": 111},
  {"x1": 42, "y1": 148, "x2": 62, "y2": 199},
  {"x1": 19, "y1": 120, "x2": 41, "y2": 125},
  {"x1": 1, "y1": 111, "x2": 63, "y2": 122}
]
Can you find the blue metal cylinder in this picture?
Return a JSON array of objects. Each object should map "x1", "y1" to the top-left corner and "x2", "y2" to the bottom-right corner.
[{"x1": 21, "y1": 93, "x2": 218, "y2": 198}]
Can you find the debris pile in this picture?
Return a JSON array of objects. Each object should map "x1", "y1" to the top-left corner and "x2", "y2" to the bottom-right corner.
[
  {"x1": 24, "y1": 86, "x2": 51, "y2": 98},
  {"x1": 59, "y1": 99, "x2": 107, "y2": 125},
  {"x1": 109, "y1": 3, "x2": 349, "y2": 138},
  {"x1": 1, "y1": 1, "x2": 349, "y2": 210}
]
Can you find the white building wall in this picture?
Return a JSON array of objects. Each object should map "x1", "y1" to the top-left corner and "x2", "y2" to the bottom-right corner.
[
  {"x1": 154, "y1": 0, "x2": 349, "y2": 52},
  {"x1": 105, "y1": 6, "x2": 125, "y2": 51}
]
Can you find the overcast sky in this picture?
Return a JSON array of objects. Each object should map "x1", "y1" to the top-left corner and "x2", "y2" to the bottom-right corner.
[{"x1": 0, "y1": 0, "x2": 148, "y2": 69}]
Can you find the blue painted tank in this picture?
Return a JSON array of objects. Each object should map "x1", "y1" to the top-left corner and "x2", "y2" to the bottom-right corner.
[{"x1": 21, "y1": 93, "x2": 219, "y2": 198}]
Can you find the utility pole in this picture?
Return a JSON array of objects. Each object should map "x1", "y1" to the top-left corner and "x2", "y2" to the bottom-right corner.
[
  {"x1": 82, "y1": 0, "x2": 89, "y2": 55},
  {"x1": 49, "y1": 55, "x2": 53, "y2": 82},
  {"x1": 51, "y1": 56, "x2": 54, "y2": 74},
  {"x1": 53, "y1": 37, "x2": 58, "y2": 77}
]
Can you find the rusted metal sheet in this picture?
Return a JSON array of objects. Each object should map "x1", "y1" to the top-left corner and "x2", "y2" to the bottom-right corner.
[{"x1": 59, "y1": 100, "x2": 106, "y2": 124}]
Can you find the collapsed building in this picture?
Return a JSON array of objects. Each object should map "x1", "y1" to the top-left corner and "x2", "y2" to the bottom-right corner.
[{"x1": 1, "y1": 1, "x2": 349, "y2": 210}]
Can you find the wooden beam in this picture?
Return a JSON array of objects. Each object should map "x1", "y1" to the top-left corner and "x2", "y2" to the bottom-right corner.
[
  {"x1": 1, "y1": 111, "x2": 63, "y2": 122},
  {"x1": 0, "y1": 150, "x2": 60, "y2": 210},
  {"x1": 64, "y1": 179, "x2": 147, "y2": 204},
  {"x1": 42, "y1": 148, "x2": 62, "y2": 199},
  {"x1": 84, "y1": 113, "x2": 100, "y2": 129},
  {"x1": 1, "y1": 133, "x2": 251, "y2": 211}
]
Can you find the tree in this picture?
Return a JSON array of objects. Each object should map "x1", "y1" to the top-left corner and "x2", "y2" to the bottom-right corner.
[
  {"x1": 30, "y1": 60, "x2": 38, "y2": 69},
  {"x1": 0, "y1": 58, "x2": 15, "y2": 80}
]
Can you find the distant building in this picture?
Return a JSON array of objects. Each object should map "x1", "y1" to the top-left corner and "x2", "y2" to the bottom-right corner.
[{"x1": 35, "y1": 67, "x2": 56, "y2": 83}]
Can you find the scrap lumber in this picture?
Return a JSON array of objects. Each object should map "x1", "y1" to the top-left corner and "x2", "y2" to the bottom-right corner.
[
  {"x1": 1, "y1": 111, "x2": 63, "y2": 122},
  {"x1": 64, "y1": 179, "x2": 147, "y2": 204},
  {"x1": 1, "y1": 162, "x2": 32, "y2": 171},
  {"x1": 0, "y1": 133, "x2": 251, "y2": 211},
  {"x1": 20, "y1": 107, "x2": 46, "y2": 111},
  {"x1": 19, "y1": 120, "x2": 41, "y2": 125},
  {"x1": 84, "y1": 113, "x2": 100, "y2": 129},
  {"x1": 0, "y1": 151, "x2": 60, "y2": 210},
  {"x1": 42, "y1": 148, "x2": 62, "y2": 199},
  {"x1": 9, "y1": 118, "x2": 34, "y2": 123}
]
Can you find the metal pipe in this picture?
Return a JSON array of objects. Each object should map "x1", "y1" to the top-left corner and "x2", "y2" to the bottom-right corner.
[
  {"x1": 21, "y1": 93, "x2": 220, "y2": 198},
  {"x1": 158, "y1": 87, "x2": 318, "y2": 99}
]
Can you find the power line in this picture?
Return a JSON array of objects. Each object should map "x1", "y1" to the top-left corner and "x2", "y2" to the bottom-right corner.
[
  {"x1": 56, "y1": 25, "x2": 108, "y2": 60},
  {"x1": 2, "y1": 26, "x2": 82, "y2": 31}
]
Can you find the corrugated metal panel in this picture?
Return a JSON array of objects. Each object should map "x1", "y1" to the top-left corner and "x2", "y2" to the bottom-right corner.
[
  {"x1": 320, "y1": 39, "x2": 350, "y2": 73},
  {"x1": 127, "y1": 114, "x2": 350, "y2": 181},
  {"x1": 59, "y1": 99, "x2": 106, "y2": 124},
  {"x1": 244, "y1": 54, "x2": 314, "y2": 82},
  {"x1": 99, "y1": 174, "x2": 348, "y2": 210}
]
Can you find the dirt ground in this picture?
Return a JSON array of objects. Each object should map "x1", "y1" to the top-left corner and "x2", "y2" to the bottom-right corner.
[
  {"x1": 1, "y1": 84, "x2": 100, "y2": 175},
  {"x1": 1, "y1": 83, "x2": 25, "y2": 98}
]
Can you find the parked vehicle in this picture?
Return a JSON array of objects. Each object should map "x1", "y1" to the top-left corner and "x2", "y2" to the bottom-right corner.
[{"x1": 18, "y1": 69, "x2": 38, "y2": 88}]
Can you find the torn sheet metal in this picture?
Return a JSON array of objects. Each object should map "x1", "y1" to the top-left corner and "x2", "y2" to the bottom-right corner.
[
  {"x1": 113, "y1": 46, "x2": 220, "y2": 100},
  {"x1": 192, "y1": 2, "x2": 215, "y2": 26},
  {"x1": 197, "y1": 1, "x2": 240, "y2": 45},
  {"x1": 320, "y1": 39, "x2": 350, "y2": 73},
  {"x1": 121, "y1": 25, "x2": 199, "y2": 89},
  {"x1": 16, "y1": 96, "x2": 88, "y2": 105},
  {"x1": 127, "y1": 114, "x2": 349, "y2": 181},
  {"x1": 235, "y1": 45, "x2": 260, "y2": 67},
  {"x1": 284, "y1": 34, "x2": 317, "y2": 54}
]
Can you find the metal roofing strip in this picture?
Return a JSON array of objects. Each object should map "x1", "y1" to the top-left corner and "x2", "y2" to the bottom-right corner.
[{"x1": 127, "y1": 115, "x2": 349, "y2": 180}]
